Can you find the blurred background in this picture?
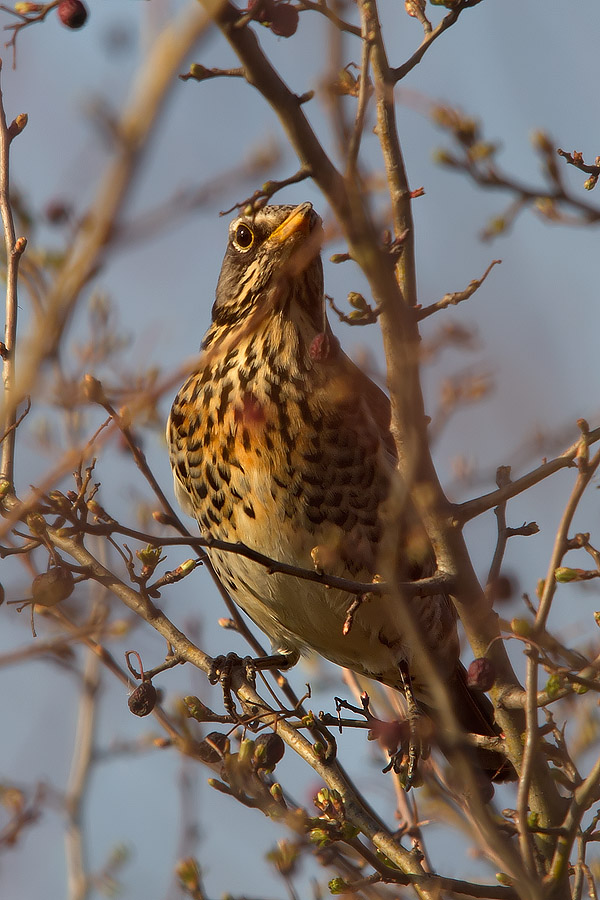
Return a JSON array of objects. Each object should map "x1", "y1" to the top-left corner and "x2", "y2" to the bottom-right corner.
[{"x1": 1, "y1": 0, "x2": 599, "y2": 897}]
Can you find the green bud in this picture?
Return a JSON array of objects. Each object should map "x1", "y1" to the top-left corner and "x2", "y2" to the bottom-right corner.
[
  {"x1": 555, "y1": 566, "x2": 580, "y2": 583},
  {"x1": 348, "y1": 292, "x2": 368, "y2": 310},
  {"x1": 136, "y1": 545, "x2": 163, "y2": 568},
  {"x1": 238, "y1": 737, "x2": 255, "y2": 765},
  {"x1": 329, "y1": 878, "x2": 350, "y2": 895},
  {"x1": 488, "y1": 216, "x2": 506, "y2": 235},
  {"x1": 545, "y1": 673, "x2": 564, "y2": 699},
  {"x1": 183, "y1": 695, "x2": 214, "y2": 721},
  {"x1": 309, "y1": 828, "x2": 331, "y2": 847},
  {"x1": 270, "y1": 783, "x2": 283, "y2": 802},
  {"x1": 176, "y1": 857, "x2": 201, "y2": 891},
  {"x1": 340, "y1": 822, "x2": 360, "y2": 841},
  {"x1": 432, "y1": 148, "x2": 457, "y2": 167},
  {"x1": 27, "y1": 512, "x2": 47, "y2": 535},
  {"x1": 188, "y1": 63, "x2": 210, "y2": 80},
  {"x1": 510, "y1": 617, "x2": 532, "y2": 637},
  {"x1": 315, "y1": 788, "x2": 331, "y2": 809},
  {"x1": 496, "y1": 873, "x2": 513, "y2": 886}
]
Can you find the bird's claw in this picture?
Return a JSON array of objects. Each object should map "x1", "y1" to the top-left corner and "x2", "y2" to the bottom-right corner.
[{"x1": 208, "y1": 652, "x2": 258, "y2": 720}]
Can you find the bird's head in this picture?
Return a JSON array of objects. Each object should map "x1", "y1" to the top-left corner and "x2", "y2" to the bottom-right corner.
[{"x1": 210, "y1": 203, "x2": 325, "y2": 338}]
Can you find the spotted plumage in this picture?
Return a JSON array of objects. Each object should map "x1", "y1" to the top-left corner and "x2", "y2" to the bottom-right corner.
[{"x1": 168, "y1": 203, "x2": 508, "y2": 780}]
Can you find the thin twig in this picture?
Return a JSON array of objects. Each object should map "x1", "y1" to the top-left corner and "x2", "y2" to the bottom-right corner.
[
  {"x1": 69, "y1": 518, "x2": 454, "y2": 599},
  {"x1": 296, "y1": 0, "x2": 361, "y2": 37},
  {"x1": 345, "y1": 33, "x2": 372, "y2": 178},
  {"x1": 416, "y1": 259, "x2": 501, "y2": 321},
  {"x1": 391, "y1": 0, "x2": 482, "y2": 83},
  {"x1": 0, "y1": 59, "x2": 27, "y2": 493},
  {"x1": 535, "y1": 446, "x2": 600, "y2": 633},
  {"x1": 517, "y1": 646, "x2": 542, "y2": 877},
  {"x1": 64, "y1": 645, "x2": 100, "y2": 900},
  {"x1": 456, "y1": 425, "x2": 600, "y2": 523},
  {"x1": 9, "y1": 5, "x2": 210, "y2": 445}
]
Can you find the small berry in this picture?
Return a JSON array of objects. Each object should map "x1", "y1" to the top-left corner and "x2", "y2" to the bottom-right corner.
[
  {"x1": 466, "y1": 657, "x2": 496, "y2": 692},
  {"x1": 32, "y1": 567, "x2": 75, "y2": 607},
  {"x1": 128, "y1": 681, "x2": 157, "y2": 717},
  {"x1": 252, "y1": 732, "x2": 285, "y2": 771},
  {"x1": 247, "y1": 0, "x2": 276, "y2": 21},
  {"x1": 269, "y1": 3, "x2": 299, "y2": 36},
  {"x1": 57, "y1": 0, "x2": 88, "y2": 29},
  {"x1": 45, "y1": 200, "x2": 71, "y2": 225},
  {"x1": 201, "y1": 731, "x2": 230, "y2": 762}
]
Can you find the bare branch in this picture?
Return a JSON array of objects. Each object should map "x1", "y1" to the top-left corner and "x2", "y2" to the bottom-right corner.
[
  {"x1": 0, "y1": 60, "x2": 27, "y2": 494},
  {"x1": 456, "y1": 425, "x2": 600, "y2": 523},
  {"x1": 416, "y1": 259, "x2": 501, "y2": 321}
]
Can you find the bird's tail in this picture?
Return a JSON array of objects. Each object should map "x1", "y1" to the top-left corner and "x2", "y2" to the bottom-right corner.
[{"x1": 443, "y1": 663, "x2": 516, "y2": 783}]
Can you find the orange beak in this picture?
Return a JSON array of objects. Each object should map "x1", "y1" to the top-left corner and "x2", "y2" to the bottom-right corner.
[{"x1": 267, "y1": 203, "x2": 313, "y2": 245}]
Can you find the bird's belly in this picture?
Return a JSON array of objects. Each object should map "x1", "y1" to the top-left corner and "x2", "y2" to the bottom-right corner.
[{"x1": 207, "y1": 517, "x2": 410, "y2": 684}]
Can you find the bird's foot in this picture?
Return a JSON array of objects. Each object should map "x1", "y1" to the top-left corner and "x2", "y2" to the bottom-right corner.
[
  {"x1": 334, "y1": 691, "x2": 429, "y2": 790},
  {"x1": 208, "y1": 649, "x2": 299, "y2": 719}
]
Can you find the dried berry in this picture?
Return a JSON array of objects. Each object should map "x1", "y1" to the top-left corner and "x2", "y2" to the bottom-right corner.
[
  {"x1": 309, "y1": 332, "x2": 339, "y2": 362},
  {"x1": 57, "y1": 0, "x2": 88, "y2": 29},
  {"x1": 252, "y1": 732, "x2": 285, "y2": 771},
  {"x1": 45, "y1": 200, "x2": 71, "y2": 225},
  {"x1": 247, "y1": 0, "x2": 276, "y2": 21},
  {"x1": 486, "y1": 574, "x2": 514, "y2": 603},
  {"x1": 32, "y1": 567, "x2": 75, "y2": 607},
  {"x1": 200, "y1": 731, "x2": 230, "y2": 762},
  {"x1": 269, "y1": 3, "x2": 299, "y2": 36},
  {"x1": 466, "y1": 657, "x2": 496, "y2": 692},
  {"x1": 128, "y1": 681, "x2": 157, "y2": 717}
]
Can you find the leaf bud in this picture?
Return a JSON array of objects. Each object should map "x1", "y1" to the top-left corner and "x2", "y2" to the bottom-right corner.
[
  {"x1": 27, "y1": 512, "x2": 47, "y2": 535},
  {"x1": 510, "y1": 618, "x2": 532, "y2": 638},
  {"x1": 308, "y1": 827, "x2": 331, "y2": 847},
  {"x1": 175, "y1": 858, "x2": 202, "y2": 893},
  {"x1": 237, "y1": 737, "x2": 255, "y2": 766},
  {"x1": 82, "y1": 373, "x2": 106, "y2": 405},
  {"x1": 545, "y1": 673, "x2": 564, "y2": 700}
]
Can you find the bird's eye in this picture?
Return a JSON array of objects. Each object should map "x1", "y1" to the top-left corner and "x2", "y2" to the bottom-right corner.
[{"x1": 233, "y1": 223, "x2": 254, "y2": 250}]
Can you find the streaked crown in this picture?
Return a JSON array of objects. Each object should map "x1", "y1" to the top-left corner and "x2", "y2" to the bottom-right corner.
[{"x1": 208, "y1": 203, "x2": 325, "y2": 340}]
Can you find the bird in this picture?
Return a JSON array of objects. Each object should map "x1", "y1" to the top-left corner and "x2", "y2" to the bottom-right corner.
[{"x1": 168, "y1": 201, "x2": 510, "y2": 783}]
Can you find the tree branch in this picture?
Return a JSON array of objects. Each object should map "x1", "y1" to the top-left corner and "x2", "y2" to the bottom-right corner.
[{"x1": 0, "y1": 59, "x2": 27, "y2": 494}]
